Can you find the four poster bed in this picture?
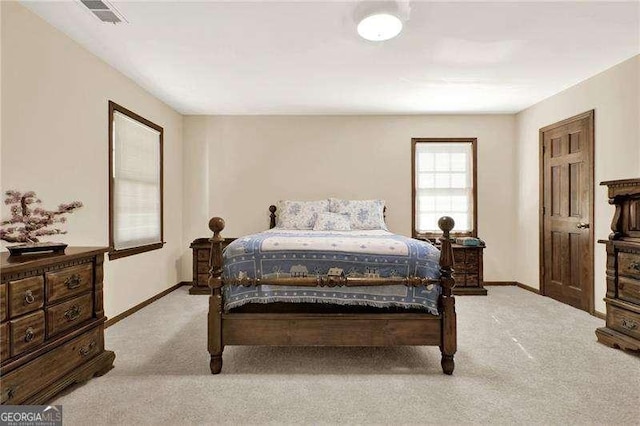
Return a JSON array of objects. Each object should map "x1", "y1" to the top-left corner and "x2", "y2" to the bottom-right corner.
[{"x1": 206, "y1": 203, "x2": 457, "y2": 375}]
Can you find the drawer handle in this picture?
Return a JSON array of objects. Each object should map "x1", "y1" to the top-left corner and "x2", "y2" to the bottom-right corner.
[
  {"x1": 1, "y1": 387, "x2": 15, "y2": 404},
  {"x1": 24, "y1": 327, "x2": 35, "y2": 342},
  {"x1": 629, "y1": 261, "x2": 640, "y2": 272},
  {"x1": 65, "y1": 274, "x2": 82, "y2": 290},
  {"x1": 64, "y1": 305, "x2": 82, "y2": 322},
  {"x1": 621, "y1": 318, "x2": 638, "y2": 331},
  {"x1": 24, "y1": 289, "x2": 35, "y2": 304},
  {"x1": 79, "y1": 341, "x2": 96, "y2": 357}
]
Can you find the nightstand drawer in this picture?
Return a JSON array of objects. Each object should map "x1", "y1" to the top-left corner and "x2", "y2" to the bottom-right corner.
[
  {"x1": 9, "y1": 276, "x2": 44, "y2": 318},
  {"x1": 197, "y1": 262, "x2": 210, "y2": 274},
  {"x1": 46, "y1": 264, "x2": 93, "y2": 303},
  {"x1": 619, "y1": 277, "x2": 640, "y2": 304},
  {"x1": 465, "y1": 251, "x2": 479, "y2": 265},
  {"x1": 454, "y1": 274, "x2": 467, "y2": 287},
  {"x1": 197, "y1": 250, "x2": 210, "y2": 261},
  {"x1": 466, "y1": 275, "x2": 479, "y2": 286},
  {"x1": 198, "y1": 274, "x2": 209, "y2": 286},
  {"x1": 618, "y1": 252, "x2": 640, "y2": 280},
  {"x1": 10, "y1": 310, "x2": 45, "y2": 357},
  {"x1": 46, "y1": 293, "x2": 93, "y2": 338}
]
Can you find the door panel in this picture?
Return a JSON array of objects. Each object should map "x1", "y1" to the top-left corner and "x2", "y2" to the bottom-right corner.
[{"x1": 541, "y1": 111, "x2": 594, "y2": 312}]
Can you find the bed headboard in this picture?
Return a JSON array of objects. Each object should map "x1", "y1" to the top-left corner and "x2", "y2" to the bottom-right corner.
[{"x1": 268, "y1": 204, "x2": 387, "y2": 229}]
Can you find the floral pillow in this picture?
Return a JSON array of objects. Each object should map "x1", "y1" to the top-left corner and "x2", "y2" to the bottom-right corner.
[
  {"x1": 312, "y1": 212, "x2": 352, "y2": 231},
  {"x1": 277, "y1": 200, "x2": 330, "y2": 229},
  {"x1": 329, "y1": 198, "x2": 387, "y2": 230}
]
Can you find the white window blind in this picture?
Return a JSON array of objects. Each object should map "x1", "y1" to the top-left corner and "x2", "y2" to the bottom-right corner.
[
  {"x1": 112, "y1": 111, "x2": 162, "y2": 250},
  {"x1": 414, "y1": 142, "x2": 474, "y2": 234}
]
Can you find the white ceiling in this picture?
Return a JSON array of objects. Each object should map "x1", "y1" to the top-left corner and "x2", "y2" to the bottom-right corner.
[{"x1": 21, "y1": 1, "x2": 640, "y2": 115}]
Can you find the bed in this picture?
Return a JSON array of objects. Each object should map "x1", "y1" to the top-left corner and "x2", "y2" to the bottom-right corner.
[{"x1": 206, "y1": 202, "x2": 457, "y2": 375}]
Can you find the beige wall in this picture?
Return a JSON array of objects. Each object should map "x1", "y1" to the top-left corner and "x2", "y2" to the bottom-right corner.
[
  {"x1": 183, "y1": 114, "x2": 518, "y2": 282},
  {"x1": 515, "y1": 55, "x2": 640, "y2": 314},
  {"x1": 1, "y1": 2, "x2": 185, "y2": 318}
]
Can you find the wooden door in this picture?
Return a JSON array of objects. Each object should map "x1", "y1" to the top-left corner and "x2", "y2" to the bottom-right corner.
[{"x1": 540, "y1": 111, "x2": 594, "y2": 312}]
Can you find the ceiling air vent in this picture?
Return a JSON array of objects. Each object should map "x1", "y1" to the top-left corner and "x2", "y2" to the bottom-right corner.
[{"x1": 80, "y1": 0, "x2": 127, "y2": 24}]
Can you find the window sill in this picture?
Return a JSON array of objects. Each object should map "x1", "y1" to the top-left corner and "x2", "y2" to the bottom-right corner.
[{"x1": 109, "y1": 242, "x2": 165, "y2": 260}]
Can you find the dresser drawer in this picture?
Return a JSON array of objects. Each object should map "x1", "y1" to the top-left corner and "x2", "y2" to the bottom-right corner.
[
  {"x1": 46, "y1": 293, "x2": 93, "y2": 338},
  {"x1": 9, "y1": 276, "x2": 44, "y2": 318},
  {"x1": 10, "y1": 310, "x2": 45, "y2": 357},
  {"x1": 0, "y1": 322, "x2": 9, "y2": 362},
  {"x1": 607, "y1": 305, "x2": 640, "y2": 340},
  {"x1": 0, "y1": 326, "x2": 102, "y2": 405},
  {"x1": 46, "y1": 264, "x2": 93, "y2": 303},
  {"x1": 0, "y1": 283, "x2": 6, "y2": 322},
  {"x1": 619, "y1": 277, "x2": 640, "y2": 304},
  {"x1": 618, "y1": 252, "x2": 640, "y2": 279}
]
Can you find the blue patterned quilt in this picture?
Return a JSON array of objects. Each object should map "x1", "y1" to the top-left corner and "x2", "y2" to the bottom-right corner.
[{"x1": 223, "y1": 229, "x2": 442, "y2": 314}]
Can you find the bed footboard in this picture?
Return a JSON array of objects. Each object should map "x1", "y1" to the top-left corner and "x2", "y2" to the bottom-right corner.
[{"x1": 207, "y1": 215, "x2": 457, "y2": 375}]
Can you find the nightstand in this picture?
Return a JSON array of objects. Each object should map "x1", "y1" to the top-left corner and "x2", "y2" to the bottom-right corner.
[
  {"x1": 450, "y1": 243, "x2": 487, "y2": 295},
  {"x1": 189, "y1": 237, "x2": 236, "y2": 295}
]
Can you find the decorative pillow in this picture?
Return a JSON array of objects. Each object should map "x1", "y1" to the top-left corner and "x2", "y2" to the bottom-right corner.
[
  {"x1": 313, "y1": 212, "x2": 352, "y2": 231},
  {"x1": 329, "y1": 199, "x2": 387, "y2": 230},
  {"x1": 277, "y1": 200, "x2": 330, "y2": 229}
]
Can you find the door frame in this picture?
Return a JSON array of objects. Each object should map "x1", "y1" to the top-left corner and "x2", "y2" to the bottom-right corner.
[{"x1": 538, "y1": 109, "x2": 595, "y2": 314}]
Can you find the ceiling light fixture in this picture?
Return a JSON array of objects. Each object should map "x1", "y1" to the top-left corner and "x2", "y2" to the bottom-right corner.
[{"x1": 357, "y1": 13, "x2": 403, "y2": 41}]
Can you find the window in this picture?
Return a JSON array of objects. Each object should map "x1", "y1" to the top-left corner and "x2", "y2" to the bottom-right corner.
[
  {"x1": 109, "y1": 101, "x2": 164, "y2": 260},
  {"x1": 412, "y1": 138, "x2": 477, "y2": 239}
]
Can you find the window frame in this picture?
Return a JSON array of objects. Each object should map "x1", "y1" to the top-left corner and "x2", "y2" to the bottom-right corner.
[
  {"x1": 411, "y1": 137, "x2": 478, "y2": 240},
  {"x1": 108, "y1": 100, "x2": 165, "y2": 260}
]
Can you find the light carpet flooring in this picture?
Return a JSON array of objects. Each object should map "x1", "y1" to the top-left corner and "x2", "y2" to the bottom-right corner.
[{"x1": 53, "y1": 286, "x2": 639, "y2": 425}]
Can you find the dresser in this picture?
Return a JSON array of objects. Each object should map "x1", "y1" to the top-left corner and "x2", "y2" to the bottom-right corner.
[
  {"x1": 1, "y1": 247, "x2": 115, "y2": 404},
  {"x1": 189, "y1": 237, "x2": 235, "y2": 294},
  {"x1": 596, "y1": 179, "x2": 640, "y2": 352}
]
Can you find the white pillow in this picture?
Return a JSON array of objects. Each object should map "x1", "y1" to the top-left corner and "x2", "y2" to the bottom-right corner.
[
  {"x1": 313, "y1": 212, "x2": 352, "y2": 231},
  {"x1": 277, "y1": 200, "x2": 330, "y2": 229},
  {"x1": 329, "y1": 198, "x2": 386, "y2": 230}
]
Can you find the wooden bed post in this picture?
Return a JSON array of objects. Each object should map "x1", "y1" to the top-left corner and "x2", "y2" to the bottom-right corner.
[
  {"x1": 269, "y1": 205, "x2": 277, "y2": 229},
  {"x1": 208, "y1": 217, "x2": 225, "y2": 374},
  {"x1": 438, "y1": 216, "x2": 457, "y2": 375}
]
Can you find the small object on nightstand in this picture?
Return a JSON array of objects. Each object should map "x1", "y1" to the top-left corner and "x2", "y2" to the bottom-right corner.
[{"x1": 189, "y1": 237, "x2": 236, "y2": 295}]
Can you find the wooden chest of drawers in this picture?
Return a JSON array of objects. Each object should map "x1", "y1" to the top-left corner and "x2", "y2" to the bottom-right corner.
[
  {"x1": 0, "y1": 247, "x2": 115, "y2": 404},
  {"x1": 596, "y1": 178, "x2": 640, "y2": 352},
  {"x1": 189, "y1": 237, "x2": 235, "y2": 294}
]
